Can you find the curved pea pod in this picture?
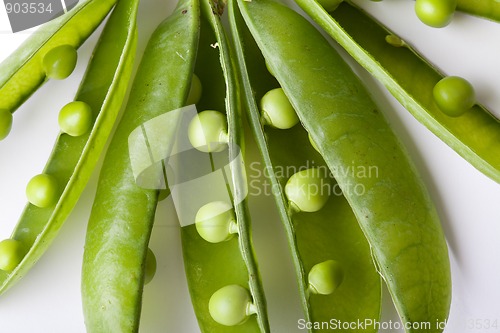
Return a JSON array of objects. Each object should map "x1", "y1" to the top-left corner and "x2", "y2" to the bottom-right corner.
[
  {"x1": 229, "y1": 0, "x2": 381, "y2": 331},
  {"x1": 0, "y1": 0, "x2": 118, "y2": 117},
  {"x1": 457, "y1": 0, "x2": 500, "y2": 22},
  {"x1": 295, "y1": 1, "x2": 500, "y2": 183},
  {"x1": 81, "y1": 0, "x2": 199, "y2": 331},
  {"x1": 0, "y1": 0, "x2": 138, "y2": 295},
  {"x1": 237, "y1": 0, "x2": 451, "y2": 332},
  {"x1": 179, "y1": 1, "x2": 270, "y2": 332}
]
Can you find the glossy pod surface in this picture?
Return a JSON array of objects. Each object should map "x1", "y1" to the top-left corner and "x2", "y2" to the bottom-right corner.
[
  {"x1": 0, "y1": 0, "x2": 138, "y2": 294},
  {"x1": 180, "y1": 0, "x2": 269, "y2": 332},
  {"x1": 238, "y1": 0, "x2": 451, "y2": 332},
  {"x1": 80, "y1": 0, "x2": 204, "y2": 331},
  {"x1": 457, "y1": 0, "x2": 500, "y2": 21},
  {"x1": 0, "y1": 0, "x2": 118, "y2": 114},
  {"x1": 229, "y1": 1, "x2": 381, "y2": 330},
  {"x1": 295, "y1": 1, "x2": 500, "y2": 183}
]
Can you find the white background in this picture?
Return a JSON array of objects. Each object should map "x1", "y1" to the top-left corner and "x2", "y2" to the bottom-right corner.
[{"x1": 0, "y1": 0, "x2": 499, "y2": 332}]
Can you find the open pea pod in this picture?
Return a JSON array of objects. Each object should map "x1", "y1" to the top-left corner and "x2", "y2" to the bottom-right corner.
[
  {"x1": 228, "y1": 0, "x2": 381, "y2": 331},
  {"x1": 237, "y1": 0, "x2": 451, "y2": 332},
  {"x1": 295, "y1": 1, "x2": 500, "y2": 183},
  {"x1": 81, "y1": 0, "x2": 199, "y2": 331},
  {"x1": 0, "y1": 0, "x2": 138, "y2": 295},
  {"x1": 0, "y1": 0, "x2": 118, "y2": 117},
  {"x1": 457, "y1": 0, "x2": 500, "y2": 22},
  {"x1": 179, "y1": 0, "x2": 269, "y2": 332}
]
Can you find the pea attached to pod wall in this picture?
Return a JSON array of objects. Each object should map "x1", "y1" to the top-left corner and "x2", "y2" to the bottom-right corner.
[
  {"x1": 188, "y1": 110, "x2": 229, "y2": 152},
  {"x1": 433, "y1": 76, "x2": 476, "y2": 117},
  {"x1": 308, "y1": 260, "x2": 344, "y2": 295},
  {"x1": 195, "y1": 201, "x2": 239, "y2": 243},
  {"x1": 42, "y1": 45, "x2": 78, "y2": 80},
  {"x1": 58, "y1": 101, "x2": 93, "y2": 137},
  {"x1": 285, "y1": 168, "x2": 331, "y2": 213},
  {"x1": 260, "y1": 88, "x2": 299, "y2": 129},
  {"x1": 208, "y1": 284, "x2": 257, "y2": 326},
  {"x1": 0, "y1": 109, "x2": 13, "y2": 141},
  {"x1": 26, "y1": 174, "x2": 59, "y2": 208},
  {"x1": 0, "y1": 239, "x2": 25, "y2": 272}
]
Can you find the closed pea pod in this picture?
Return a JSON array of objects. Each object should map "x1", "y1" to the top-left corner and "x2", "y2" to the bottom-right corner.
[
  {"x1": 81, "y1": 0, "x2": 201, "y2": 331},
  {"x1": 236, "y1": 1, "x2": 450, "y2": 332},
  {"x1": 295, "y1": 1, "x2": 500, "y2": 183},
  {"x1": 0, "y1": 0, "x2": 139, "y2": 295},
  {"x1": 229, "y1": 0, "x2": 382, "y2": 331}
]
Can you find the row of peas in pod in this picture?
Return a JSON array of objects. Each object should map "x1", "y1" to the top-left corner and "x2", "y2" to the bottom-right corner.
[{"x1": 0, "y1": 0, "x2": 138, "y2": 294}]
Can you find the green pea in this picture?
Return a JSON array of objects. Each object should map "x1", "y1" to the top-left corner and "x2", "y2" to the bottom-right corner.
[
  {"x1": 260, "y1": 88, "x2": 299, "y2": 129},
  {"x1": 308, "y1": 133, "x2": 319, "y2": 152},
  {"x1": 195, "y1": 201, "x2": 238, "y2": 243},
  {"x1": 415, "y1": 0, "x2": 457, "y2": 28},
  {"x1": 42, "y1": 45, "x2": 78, "y2": 80},
  {"x1": 285, "y1": 168, "x2": 330, "y2": 213},
  {"x1": 209, "y1": 284, "x2": 255, "y2": 326},
  {"x1": 0, "y1": 239, "x2": 24, "y2": 272},
  {"x1": 26, "y1": 174, "x2": 59, "y2": 208},
  {"x1": 316, "y1": 0, "x2": 343, "y2": 12},
  {"x1": 188, "y1": 110, "x2": 228, "y2": 153},
  {"x1": 186, "y1": 74, "x2": 203, "y2": 105},
  {"x1": 144, "y1": 247, "x2": 157, "y2": 285},
  {"x1": 433, "y1": 76, "x2": 475, "y2": 117},
  {"x1": 308, "y1": 260, "x2": 344, "y2": 295},
  {"x1": 58, "y1": 101, "x2": 93, "y2": 137},
  {"x1": 0, "y1": 109, "x2": 13, "y2": 141},
  {"x1": 265, "y1": 60, "x2": 275, "y2": 77}
]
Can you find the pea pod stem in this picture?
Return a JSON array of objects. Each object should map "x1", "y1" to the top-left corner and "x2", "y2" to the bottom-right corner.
[
  {"x1": 0, "y1": 0, "x2": 118, "y2": 114},
  {"x1": 297, "y1": 1, "x2": 500, "y2": 183},
  {"x1": 0, "y1": 0, "x2": 138, "y2": 295}
]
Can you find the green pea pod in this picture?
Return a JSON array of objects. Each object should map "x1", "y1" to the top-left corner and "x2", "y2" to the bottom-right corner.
[
  {"x1": 237, "y1": 0, "x2": 451, "y2": 332},
  {"x1": 457, "y1": 0, "x2": 500, "y2": 22},
  {"x1": 295, "y1": 1, "x2": 500, "y2": 183},
  {"x1": 0, "y1": 0, "x2": 118, "y2": 115},
  {"x1": 229, "y1": 0, "x2": 381, "y2": 331},
  {"x1": 0, "y1": 0, "x2": 138, "y2": 294},
  {"x1": 180, "y1": 1, "x2": 270, "y2": 332},
  {"x1": 81, "y1": 0, "x2": 199, "y2": 331}
]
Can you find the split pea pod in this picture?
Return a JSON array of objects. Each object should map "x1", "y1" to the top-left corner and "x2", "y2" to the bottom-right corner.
[
  {"x1": 229, "y1": 0, "x2": 381, "y2": 331},
  {"x1": 180, "y1": 0, "x2": 269, "y2": 331},
  {"x1": 0, "y1": 0, "x2": 138, "y2": 294},
  {"x1": 237, "y1": 0, "x2": 451, "y2": 332},
  {"x1": 295, "y1": 1, "x2": 500, "y2": 183},
  {"x1": 0, "y1": 0, "x2": 118, "y2": 124},
  {"x1": 81, "y1": 0, "x2": 199, "y2": 331}
]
